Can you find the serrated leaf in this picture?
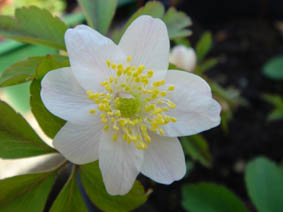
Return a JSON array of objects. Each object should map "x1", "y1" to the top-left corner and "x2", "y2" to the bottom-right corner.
[
  {"x1": 30, "y1": 80, "x2": 66, "y2": 139},
  {"x1": 79, "y1": 161, "x2": 148, "y2": 212},
  {"x1": 263, "y1": 94, "x2": 283, "y2": 120},
  {"x1": 182, "y1": 183, "x2": 249, "y2": 212},
  {"x1": 245, "y1": 157, "x2": 283, "y2": 212},
  {"x1": 196, "y1": 31, "x2": 212, "y2": 62},
  {"x1": 163, "y1": 7, "x2": 192, "y2": 39},
  {"x1": 0, "y1": 171, "x2": 56, "y2": 212},
  {"x1": 78, "y1": 0, "x2": 118, "y2": 35},
  {"x1": 0, "y1": 100, "x2": 55, "y2": 159},
  {"x1": 0, "y1": 55, "x2": 68, "y2": 87},
  {"x1": 50, "y1": 167, "x2": 88, "y2": 212},
  {"x1": 181, "y1": 135, "x2": 212, "y2": 168},
  {"x1": 0, "y1": 6, "x2": 67, "y2": 49},
  {"x1": 117, "y1": 2, "x2": 191, "y2": 42},
  {"x1": 263, "y1": 55, "x2": 283, "y2": 80}
]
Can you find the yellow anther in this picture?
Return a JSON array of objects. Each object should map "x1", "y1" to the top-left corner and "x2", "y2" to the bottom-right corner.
[
  {"x1": 170, "y1": 117, "x2": 177, "y2": 122},
  {"x1": 117, "y1": 63, "x2": 123, "y2": 70},
  {"x1": 168, "y1": 85, "x2": 175, "y2": 91},
  {"x1": 145, "y1": 136, "x2": 151, "y2": 143},
  {"x1": 131, "y1": 66, "x2": 136, "y2": 71},
  {"x1": 106, "y1": 59, "x2": 111, "y2": 68},
  {"x1": 127, "y1": 56, "x2": 132, "y2": 63},
  {"x1": 136, "y1": 142, "x2": 147, "y2": 150},
  {"x1": 112, "y1": 63, "x2": 117, "y2": 69},
  {"x1": 168, "y1": 102, "x2": 176, "y2": 109},
  {"x1": 160, "y1": 91, "x2": 167, "y2": 96},
  {"x1": 159, "y1": 129, "x2": 165, "y2": 135},
  {"x1": 117, "y1": 69, "x2": 122, "y2": 77},
  {"x1": 147, "y1": 70, "x2": 154, "y2": 78},
  {"x1": 113, "y1": 125, "x2": 119, "y2": 131},
  {"x1": 104, "y1": 125, "x2": 110, "y2": 131},
  {"x1": 112, "y1": 133, "x2": 118, "y2": 142},
  {"x1": 89, "y1": 109, "x2": 96, "y2": 114}
]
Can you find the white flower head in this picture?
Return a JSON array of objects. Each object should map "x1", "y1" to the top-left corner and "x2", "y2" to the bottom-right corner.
[
  {"x1": 170, "y1": 45, "x2": 197, "y2": 72},
  {"x1": 41, "y1": 15, "x2": 221, "y2": 195}
]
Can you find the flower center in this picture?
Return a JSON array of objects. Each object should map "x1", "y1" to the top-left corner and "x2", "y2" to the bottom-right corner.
[
  {"x1": 86, "y1": 56, "x2": 177, "y2": 150},
  {"x1": 115, "y1": 96, "x2": 140, "y2": 118}
]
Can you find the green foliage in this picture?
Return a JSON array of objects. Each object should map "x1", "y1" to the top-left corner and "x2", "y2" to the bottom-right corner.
[
  {"x1": 116, "y1": 1, "x2": 191, "y2": 42},
  {"x1": 0, "y1": 55, "x2": 68, "y2": 87},
  {"x1": 245, "y1": 157, "x2": 283, "y2": 212},
  {"x1": 263, "y1": 55, "x2": 283, "y2": 80},
  {"x1": 182, "y1": 183, "x2": 249, "y2": 212},
  {"x1": 0, "y1": 100, "x2": 55, "y2": 159},
  {"x1": 79, "y1": 161, "x2": 148, "y2": 212},
  {"x1": 30, "y1": 80, "x2": 66, "y2": 139},
  {"x1": 263, "y1": 94, "x2": 283, "y2": 120},
  {"x1": 0, "y1": 171, "x2": 56, "y2": 212},
  {"x1": 50, "y1": 166, "x2": 88, "y2": 212},
  {"x1": 196, "y1": 32, "x2": 212, "y2": 62},
  {"x1": 195, "y1": 58, "x2": 218, "y2": 74},
  {"x1": 0, "y1": 6, "x2": 67, "y2": 49},
  {"x1": 78, "y1": 0, "x2": 118, "y2": 35},
  {"x1": 181, "y1": 135, "x2": 212, "y2": 168},
  {"x1": 163, "y1": 7, "x2": 192, "y2": 39}
]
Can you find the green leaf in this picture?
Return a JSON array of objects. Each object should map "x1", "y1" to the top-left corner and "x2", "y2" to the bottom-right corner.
[
  {"x1": 0, "y1": 6, "x2": 67, "y2": 49},
  {"x1": 195, "y1": 58, "x2": 218, "y2": 74},
  {"x1": 118, "y1": 2, "x2": 191, "y2": 41},
  {"x1": 78, "y1": 0, "x2": 118, "y2": 35},
  {"x1": 263, "y1": 94, "x2": 283, "y2": 120},
  {"x1": 50, "y1": 166, "x2": 88, "y2": 212},
  {"x1": 196, "y1": 32, "x2": 212, "y2": 62},
  {"x1": 182, "y1": 183, "x2": 249, "y2": 212},
  {"x1": 245, "y1": 157, "x2": 283, "y2": 212},
  {"x1": 263, "y1": 55, "x2": 283, "y2": 80},
  {"x1": 120, "y1": 1, "x2": 165, "y2": 38},
  {"x1": 0, "y1": 55, "x2": 68, "y2": 87},
  {"x1": 79, "y1": 161, "x2": 148, "y2": 212},
  {"x1": 0, "y1": 171, "x2": 56, "y2": 212},
  {"x1": 0, "y1": 100, "x2": 55, "y2": 159},
  {"x1": 181, "y1": 135, "x2": 212, "y2": 168},
  {"x1": 30, "y1": 80, "x2": 66, "y2": 139},
  {"x1": 163, "y1": 7, "x2": 192, "y2": 39}
]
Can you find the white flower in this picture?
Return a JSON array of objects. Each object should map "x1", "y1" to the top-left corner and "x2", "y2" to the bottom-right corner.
[
  {"x1": 41, "y1": 15, "x2": 221, "y2": 195},
  {"x1": 170, "y1": 45, "x2": 197, "y2": 72}
]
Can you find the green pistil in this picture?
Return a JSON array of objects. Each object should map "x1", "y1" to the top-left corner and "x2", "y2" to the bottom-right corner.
[{"x1": 115, "y1": 97, "x2": 140, "y2": 118}]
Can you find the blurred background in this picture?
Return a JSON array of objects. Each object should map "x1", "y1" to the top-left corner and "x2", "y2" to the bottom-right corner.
[{"x1": 0, "y1": 0, "x2": 282, "y2": 211}]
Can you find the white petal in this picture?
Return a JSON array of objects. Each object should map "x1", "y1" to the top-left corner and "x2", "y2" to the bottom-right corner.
[
  {"x1": 141, "y1": 134, "x2": 186, "y2": 184},
  {"x1": 53, "y1": 117, "x2": 103, "y2": 164},
  {"x1": 99, "y1": 131, "x2": 143, "y2": 195},
  {"x1": 65, "y1": 25, "x2": 126, "y2": 91},
  {"x1": 162, "y1": 70, "x2": 221, "y2": 137},
  {"x1": 41, "y1": 67, "x2": 95, "y2": 122},
  {"x1": 119, "y1": 15, "x2": 169, "y2": 78}
]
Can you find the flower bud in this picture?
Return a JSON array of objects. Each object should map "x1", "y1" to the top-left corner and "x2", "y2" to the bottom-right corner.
[{"x1": 169, "y1": 45, "x2": 197, "y2": 72}]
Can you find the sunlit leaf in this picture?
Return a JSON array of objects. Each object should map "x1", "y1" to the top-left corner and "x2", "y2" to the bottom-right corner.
[
  {"x1": 181, "y1": 135, "x2": 212, "y2": 168},
  {"x1": 0, "y1": 6, "x2": 67, "y2": 49},
  {"x1": 50, "y1": 166, "x2": 88, "y2": 212},
  {"x1": 196, "y1": 31, "x2": 212, "y2": 62},
  {"x1": 263, "y1": 55, "x2": 283, "y2": 80},
  {"x1": 0, "y1": 100, "x2": 55, "y2": 159},
  {"x1": 245, "y1": 157, "x2": 283, "y2": 212},
  {"x1": 0, "y1": 171, "x2": 56, "y2": 211},
  {"x1": 182, "y1": 183, "x2": 249, "y2": 212},
  {"x1": 0, "y1": 55, "x2": 68, "y2": 87},
  {"x1": 78, "y1": 0, "x2": 118, "y2": 35},
  {"x1": 79, "y1": 161, "x2": 148, "y2": 212}
]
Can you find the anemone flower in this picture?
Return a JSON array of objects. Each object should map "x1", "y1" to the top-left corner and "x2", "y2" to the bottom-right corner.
[{"x1": 41, "y1": 15, "x2": 221, "y2": 195}]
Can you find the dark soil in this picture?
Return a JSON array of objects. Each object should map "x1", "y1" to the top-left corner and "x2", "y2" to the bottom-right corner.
[{"x1": 136, "y1": 7, "x2": 283, "y2": 212}]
